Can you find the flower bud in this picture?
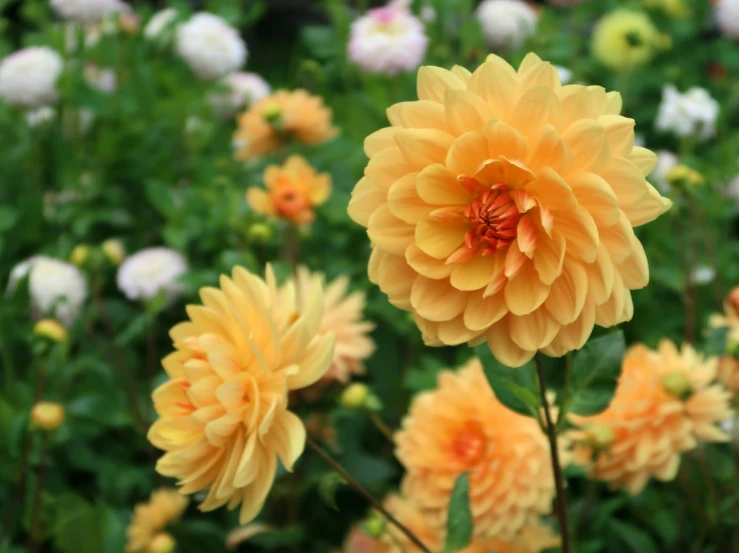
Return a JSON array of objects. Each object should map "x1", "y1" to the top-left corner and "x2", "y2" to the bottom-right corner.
[
  {"x1": 119, "y1": 12, "x2": 141, "y2": 34},
  {"x1": 102, "y1": 239, "x2": 126, "y2": 265},
  {"x1": 662, "y1": 371, "x2": 692, "y2": 399},
  {"x1": 340, "y1": 383, "x2": 369, "y2": 409},
  {"x1": 147, "y1": 533, "x2": 176, "y2": 553},
  {"x1": 34, "y1": 318, "x2": 68, "y2": 343},
  {"x1": 247, "y1": 222, "x2": 272, "y2": 242},
  {"x1": 364, "y1": 512, "x2": 386, "y2": 538},
  {"x1": 31, "y1": 402, "x2": 65, "y2": 431},
  {"x1": 584, "y1": 423, "x2": 614, "y2": 451},
  {"x1": 666, "y1": 164, "x2": 704, "y2": 188},
  {"x1": 70, "y1": 244, "x2": 90, "y2": 266}
]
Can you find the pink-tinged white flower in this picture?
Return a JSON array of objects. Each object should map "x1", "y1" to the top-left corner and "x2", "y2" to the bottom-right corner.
[
  {"x1": 476, "y1": 0, "x2": 538, "y2": 51},
  {"x1": 648, "y1": 150, "x2": 679, "y2": 193},
  {"x1": 175, "y1": 12, "x2": 247, "y2": 81},
  {"x1": 209, "y1": 72, "x2": 271, "y2": 118},
  {"x1": 655, "y1": 85, "x2": 719, "y2": 141},
  {"x1": 84, "y1": 64, "x2": 117, "y2": 93},
  {"x1": 716, "y1": 0, "x2": 739, "y2": 40},
  {"x1": 50, "y1": 0, "x2": 129, "y2": 23},
  {"x1": 348, "y1": 1, "x2": 429, "y2": 75},
  {"x1": 144, "y1": 8, "x2": 178, "y2": 40},
  {"x1": 116, "y1": 247, "x2": 188, "y2": 302},
  {"x1": 0, "y1": 47, "x2": 63, "y2": 108}
]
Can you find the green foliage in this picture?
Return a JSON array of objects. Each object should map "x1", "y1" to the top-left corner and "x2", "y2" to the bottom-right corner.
[
  {"x1": 442, "y1": 473, "x2": 473, "y2": 553},
  {"x1": 475, "y1": 344, "x2": 540, "y2": 417}
]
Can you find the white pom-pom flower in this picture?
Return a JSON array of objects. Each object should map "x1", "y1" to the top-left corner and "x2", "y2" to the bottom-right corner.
[
  {"x1": 209, "y1": 72, "x2": 271, "y2": 117},
  {"x1": 144, "y1": 7, "x2": 178, "y2": 40},
  {"x1": 476, "y1": 0, "x2": 538, "y2": 51},
  {"x1": 716, "y1": 0, "x2": 739, "y2": 40},
  {"x1": 50, "y1": 0, "x2": 129, "y2": 23},
  {"x1": 655, "y1": 85, "x2": 720, "y2": 141},
  {"x1": 0, "y1": 47, "x2": 64, "y2": 108},
  {"x1": 116, "y1": 247, "x2": 188, "y2": 302},
  {"x1": 7, "y1": 256, "x2": 88, "y2": 324},
  {"x1": 175, "y1": 12, "x2": 247, "y2": 80},
  {"x1": 348, "y1": 2, "x2": 429, "y2": 75}
]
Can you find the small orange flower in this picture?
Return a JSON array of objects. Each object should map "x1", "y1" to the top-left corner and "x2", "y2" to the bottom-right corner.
[
  {"x1": 148, "y1": 265, "x2": 335, "y2": 524},
  {"x1": 233, "y1": 89, "x2": 338, "y2": 159},
  {"x1": 125, "y1": 489, "x2": 188, "y2": 553},
  {"x1": 382, "y1": 494, "x2": 560, "y2": 553},
  {"x1": 568, "y1": 340, "x2": 733, "y2": 494},
  {"x1": 288, "y1": 266, "x2": 376, "y2": 382},
  {"x1": 394, "y1": 359, "x2": 555, "y2": 540},
  {"x1": 247, "y1": 156, "x2": 331, "y2": 226}
]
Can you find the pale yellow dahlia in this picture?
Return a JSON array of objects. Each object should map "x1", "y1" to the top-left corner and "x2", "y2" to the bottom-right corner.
[
  {"x1": 395, "y1": 358, "x2": 555, "y2": 540},
  {"x1": 382, "y1": 494, "x2": 560, "y2": 553},
  {"x1": 125, "y1": 488, "x2": 188, "y2": 553},
  {"x1": 233, "y1": 89, "x2": 339, "y2": 160},
  {"x1": 568, "y1": 340, "x2": 733, "y2": 494},
  {"x1": 287, "y1": 266, "x2": 376, "y2": 383},
  {"x1": 148, "y1": 265, "x2": 335, "y2": 524},
  {"x1": 348, "y1": 54, "x2": 671, "y2": 367}
]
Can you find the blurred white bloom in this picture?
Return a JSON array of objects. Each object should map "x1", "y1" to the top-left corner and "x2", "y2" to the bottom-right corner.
[
  {"x1": 649, "y1": 150, "x2": 679, "y2": 193},
  {"x1": 0, "y1": 47, "x2": 63, "y2": 108},
  {"x1": 554, "y1": 65, "x2": 572, "y2": 84},
  {"x1": 721, "y1": 416, "x2": 737, "y2": 441},
  {"x1": 476, "y1": 0, "x2": 538, "y2": 51},
  {"x1": 26, "y1": 106, "x2": 56, "y2": 127},
  {"x1": 348, "y1": 2, "x2": 429, "y2": 75},
  {"x1": 655, "y1": 84, "x2": 720, "y2": 141},
  {"x1": 726, "y1": 173, "x2": 739, "y2": 207},
  {"x1": 633, "y1": 134, "x2": 646, "y2": 147},
  {"x1": 84, "y1": 64, "x2": 116, "y2": 93},
  {"x1": 116, "y1": 247, "x2": 188, "y2": 301},
  {"x1": 7, "y1": 256, "x2": 88, "y2": 324},
  {"x1": 691, "y1": 266, "x2": 716, "y2": 285},
  {"x1": 50, "y1": 0, "x2": 129, "y2": 23},
  {"x1": 175, "y1": 12, "x2": 247, "y2": 80},
  {"x1": 420, "y1": 5, "x2": 436, "y2": 22},
  {"x1": 209, "y1": 72, "x2": 271, "y2": 118},
  {"x1": 144, "y1": 7, "x2": 178, "y2": 39},
  {"x1": 716, "y1": 0, "x2": 739, "y2": 40}
]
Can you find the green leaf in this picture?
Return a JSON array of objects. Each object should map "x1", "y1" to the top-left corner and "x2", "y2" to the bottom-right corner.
[
  {"x1": 442, "y1": 473, "x2": 473, "y2": 553},
  {"x1": 567, "y1": 331, "x2": 625, "y2": 416},
  {"x1": 475, "y1": 345, "x2": 540, "y2": 417},
  {"x1": 704, "y1": 325, "x2": 728, "y2": 357},
  {"x1": 318, "y1": 471, "x2": 346, "y2": 511},
  {"x1": 607, "y1": 520, "x2": 659, "y2": 553},
  {"x1": 144, "y1": 180, "x2": 175, "y2": 216}
]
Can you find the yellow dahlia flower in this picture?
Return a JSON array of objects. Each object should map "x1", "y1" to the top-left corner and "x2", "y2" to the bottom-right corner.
[
  {"x1": 382, "y1": 494, "x2": 560, "y2": 553},
  {"x1": 568, "y1": 340, "x2": 733, "y2": 494},
  {"x1": 148, "y1": 265, "x2": 335, "y2": 524},
  {"x1": 287, "y1": 266, "x2": 375, "y2": 383},
  {"x1": 125, "y1": 489, "x2": 188, "y2": 553},
  {"x1": 591, "y1": 10, "x2": 667, "y2": 71},
  {"x1": 348, "y1": 54, "x2": 671, "y2": 366},
  {"x1": 247, "y1": 156, "x2": 331, "y2": 227},
  {"x1": 395, "y1": 358, "x2": 555, "y2": 540},
  {"x1": 233, "y1": 89, "x2": 338, "y2": 160}
]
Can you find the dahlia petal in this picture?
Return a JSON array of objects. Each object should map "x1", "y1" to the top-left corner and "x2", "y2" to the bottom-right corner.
[
  {"x1": 511, "y1": 86, "x2": 564, "y2": 140},
  {"x1": 451, "y1": 65, "x2": 472, "y2": 81},
  {"x1": 631, "y1": 146, "x2": 658, "y2": 176},
  {"x1": 504, "y1": 262, "x2": 550, "y2": 316},
  {"x1": 233, "y1": 432, "x2": 258, "y2": 487},
  {"x1": 476, "y1": 158, "x2": 536, "y2": 189},
  {"x1": 367, "y1": 204, "x2": 415, "y2": 256},
  {"x1": 246, "y1": 188, "x2": 276, "y2": 217},
  {"x1": 653, "y1": 455, "x2": 681, "y2": 482},
  {"x1": 411, "y1": 276, "x2": 467, "y2": 322},
  {"x1": 600, "y1": 212, "x2": 636, "y2": 264},
  {"x1": 445, "y1": 89, "x2": 489, "y2": 136},
  {"x1": 486, "y1": 317, "x2": 536, "y2": 368},
  {"x1": 558, "y1": 85, "x2": 597, "y2": 128},
  {"x1": 417, "y1": 66, "x2": 467, "y2": 104},
  {"x1": 414, "y1": 313, "x2": 442, "y2": 346},
  {"x1": 415, "y1": 217, "x2": 467, "y2": 259},
  {"x1": 504, "y1": 238, "x2": 527, "y2": 279},
  {"x1": 562, "y1": 120, "x2": 611, "y2": 174},
  {"x1": 484, "y1": 264, "x2": 508, "y2": 298},
  {"x1": 556, "y1": 205, "x2": 599, "y2": 263},
  {"x1": 464, "y1": 293, "x2": 508, "y2": 331},
  {"x1": 525, "y1": 167, "x2": 577, "y2": 212},
  {"x1": 594, "y1": 271, "x2": 626, "y2": 327},
  {"x1": 170, "y1": 322, "x2": 198, "y2": 342},
  {"x1": 186, "y1": 305, "x2": 223, "y2": 336},
  {"x1": 364, "y1": 126, "x2": 400, "y2": 157},
  {"x1": 396, "y1": 128, "x2": 455, "y2": 169},
  {"x1": 270, "y1": 410, "x2": 306, "y2": 471},
  {"x1": 584, "y1": 245, "x2": 615, "y2": 306},
  {"x1": 416, "y1": 163, "x2": 472, "y2": 206},
  {"x1": 214, "y1": 374, "x2": 248, "y2": 411},
  {"x1": 446, "y1": 131, "x2": 489, "y2": 176},
  {"x1": 527, "y1": 125, "x2": 573, "y2": 177},
  {"x1": 450, "y1": 254, "x2": 497, "y2": 291},
  {"x1": 206, "y1": 412, "x2": 242, "y2": 449},
  {"x1": 516, "y1": 216, "x2": 537, "y2": 256},
  {"x1": 483, "y1": 119, "x2": 529, "y2": 161},
  {"x1": 569, "y1": 172, "x2": 620, "y2": 227},
  {"x1": 406, "y1": 244, "x2": 454, "y2": 279},
  {"x1": 287, "y1": 332, "x2": 335, "y2": 390},
  {"x1": 545, "y1": 261, "x2": 587, "y2": 326},
  {"x1": 369, "y1": 250, "x2": 415, "y2": 310},
  {"x1": 238, "y1": 453, "x2": 277, "y2": 524},
  {"x1": 388, "y1": 172, "x2": 431, "y2": 224},
  {"x1": 532, "y1": 229, "x2": 565, "y2": 285},
  {"x1": 437, "y1": 315, "x2": 482, "y2": 345},
  {"x1": 600, "y1": 157, "x2": 651, "y2": 207},
  {"x1": 541, "y1": 299, "x2": 595, "y2": 357},
  {"x1": 364, "y1": 147, "x2": 414, "y2": 190},
  {"x1": 467, "y1": 56, "x2": 518, "y2": 119},
  {"x1": 162, "y1": 352, "x2": 187, "y2": 379},
  {"x1": 517, "y1": 54, "x2": 561, "y2": 92},
  {"x1": 387, "y1": 100, "x2": 449, "y2": 131},
  {"x1": 348, "y1": 176, "x2": 386, "y2": 227},
  {"x1": 187, "y1": 376, "x2": 220, "y2": 408},
  {"x1": 309, "y1": 175, "x2": 331, "y2": 205},
  {"x1": 618, "y1": 236, "x2": 649, "y2": 290},
  {"x1": 509, "y1": 309, "x2": 559, "y2": 351},
  {"x1": 623, "y1": 183, "x2": 672, "y2": 227},
  {"x1": 604, "y1": 91, "x2": 623, "y2": 115},
  {"x1": 599, "y1": 114, "x2": 635, "y2": 157}
]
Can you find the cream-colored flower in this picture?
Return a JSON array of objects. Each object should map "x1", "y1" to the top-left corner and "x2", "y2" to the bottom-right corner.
[
  {"x1": 0, "y1": 47, "x2": 63, "y2": 108},
  {"x1": 175, "y1": 12, "x2": 247, "y2": 80}
]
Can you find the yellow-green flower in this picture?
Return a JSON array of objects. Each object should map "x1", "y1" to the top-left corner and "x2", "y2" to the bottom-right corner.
[
  {"x1": 591, "y1": 10, "x2": 667, "y2": 70},
  {"x1": 644, "y1": 0, "x2": 689, "y2": 18},
  {"x1": 34, "y1": 318, "x2": 68, "y2": 343}
]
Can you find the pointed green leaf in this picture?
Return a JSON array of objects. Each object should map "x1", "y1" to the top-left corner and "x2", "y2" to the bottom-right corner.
[
  {"x1": 567, "y1": 331, "x2": 625, "y2": 416},
  {"x1": 442, "y1": 473, "x2": 473, "y2": 553},
  {"x1": 474, "y1": 345, "x2": 540, "y2": 417}
]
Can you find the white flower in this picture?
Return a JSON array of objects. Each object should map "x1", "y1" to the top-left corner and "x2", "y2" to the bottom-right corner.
[
  {"x1": 476, "y1": 0, "x2": 538, "y2": 51},
  {"x1": 26, "y1": 106, "x2": 56, "y2": 127},
  {"x1": 144, "y1": 7, "x2": 178, "y2": 40},
  {"x1": 726, "y1": 173, "x2": 739, "y2": 208},
  {"x1": 50, "y1": 0, "x2": 129, "y2": 23},
  {"x1": 7, "y1": 256, "x2": 88, "y2": 324},
  {"x1": 84, "y1": 64, "x2": 116, "y2": 93},
  {"x1": 655, "y1": 84, "x2": 720, "y2": 141},
  {"x1": 648, "y1": 150, "x2": 679, "y2": 193},
  {"x1": 175, "y1": 12, "x2": 247, "y2": 80},
  {"x1": 634, "y1": 134, "x2": 646, "y2": 147},
  {"x1": 348, "y1": 2, "x2": 429, "y2": 75},
  {"x1": 420, "y1": 5, "x2": 436, "y2": 22},
  {"x1": 691, "y1": 266, "x2": 716, "y2": 285},
  {"x1": 0, "y1": 47, "x2": 64, "y2": 108},
  {"x1": 554, "y1": 65, "x2": 572, "y2": 84},
  {"x1": 116, "y1": 247, "x2": 188, "y2": 301},
  {"x1": 716, "y1": 0, "x2": 739, "y2": 40},
  {"x1": 209, "y1": 72, "x2": 271, "y2": 117}
]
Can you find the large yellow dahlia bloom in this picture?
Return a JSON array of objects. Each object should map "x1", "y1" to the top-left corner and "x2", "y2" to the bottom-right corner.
[
  {"x1": 148, "y1": 266, "x2": 335, "y2": 524},
  {"x1": 125, "y1": 488, "x2": 188, "y2": 553},
  {"x1": 348, "y1": 54, "x2": 671, "y2": 366},
  {"x1": 394, "y1": 358, "x2": 556, "y2": 540},
  {"x1": 568, "y1": 340, "x2": 732, "y2": 494}
]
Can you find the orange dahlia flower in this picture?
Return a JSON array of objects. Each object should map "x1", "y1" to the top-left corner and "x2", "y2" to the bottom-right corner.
[
  {"x1": 247, "y1": 156, "x2": 332, "y2": 226},
  {"x1": 382, "y1": 494, "x2": 560, "y2": 553},
  {"x1": 233, "y1": 89, "x2": 338, "y2": 159},
  {"x1": 125, "y1": 488, "x2": 188, "y2": 553},
  {"x1": 568, "y1": 340, "x2": 733, "y2": 494},
  {"x1": 148, "y1": 265, "x2": 335, "y2": 524},
  {"x1": 348, "y1": 53, "x2": 671, "y2": 366},
  {"x1": 287, "y1": 266, "x2": 375, "y2": 383},
  {"x1": 708, "y1": 286, "x2": 739, "y2": 394},
  {"x1": 394, "y1": 358, "x2": 556, "y2": 540}
]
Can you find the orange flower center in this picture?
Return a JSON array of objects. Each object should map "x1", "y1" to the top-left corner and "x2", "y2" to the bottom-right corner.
[
  {"x1": 273, "y1": 186, "x2": 309, "y2": 219},
  {"x1": 451, "y1": 426, "x2": 487, "y2": 466}
]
